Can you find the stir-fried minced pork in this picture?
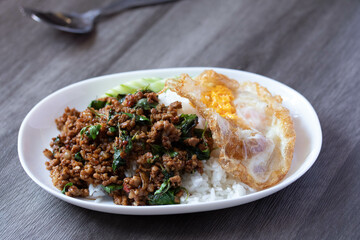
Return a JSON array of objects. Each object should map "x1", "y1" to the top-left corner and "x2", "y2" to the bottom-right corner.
[{"x1": 44, "y1": 90, "x2": 213, "y2": 206}]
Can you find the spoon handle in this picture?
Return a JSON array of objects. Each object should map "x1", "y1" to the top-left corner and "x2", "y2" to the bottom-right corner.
[{"x1": 99, "y1": 0, "x2": 177, "y2": 17}]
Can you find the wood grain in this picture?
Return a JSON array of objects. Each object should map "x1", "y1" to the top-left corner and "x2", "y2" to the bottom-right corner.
[{"x1": 1, "y1": 0, "x2": 359, "y2": 239}]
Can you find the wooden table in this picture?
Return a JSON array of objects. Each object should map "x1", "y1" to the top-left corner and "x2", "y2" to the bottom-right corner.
[{"x1": 1, "y1": 0, "x2": 359, "y2": 239}]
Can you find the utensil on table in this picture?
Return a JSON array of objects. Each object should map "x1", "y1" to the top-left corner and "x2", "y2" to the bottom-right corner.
[{"x1": 20, "y1": 0, "x2": 178, "y2": 34}]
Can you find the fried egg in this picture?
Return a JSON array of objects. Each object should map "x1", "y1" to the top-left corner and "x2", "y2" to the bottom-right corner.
[{"x1": 165, "y1": 70, "x2": 296, "y2": 190}]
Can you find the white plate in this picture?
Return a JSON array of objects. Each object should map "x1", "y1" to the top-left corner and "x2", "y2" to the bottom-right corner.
[{"x1": 18, "y1": 67, "x2": 322, "y2": 215}]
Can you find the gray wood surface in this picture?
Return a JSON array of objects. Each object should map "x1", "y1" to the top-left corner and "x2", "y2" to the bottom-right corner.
[{"x1": 1, "y1": 0, "x2": 359, "y2": 239}]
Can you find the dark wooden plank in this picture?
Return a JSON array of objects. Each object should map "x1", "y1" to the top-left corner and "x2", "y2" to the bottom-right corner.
[
  {"x1": 1, "y1": 0, "x2": 359, "y2": 239},
  {"x1": 295, "y1": 141, "x2": 360, "y2": 239}
]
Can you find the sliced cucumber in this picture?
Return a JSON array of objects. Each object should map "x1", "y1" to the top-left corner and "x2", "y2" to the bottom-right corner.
[
  {"x1": 103, "y1": 77, "x2": 165, "y2": 97},
  {"x1": 148, "y1": 79, "x2": 166, "y2": 92}
]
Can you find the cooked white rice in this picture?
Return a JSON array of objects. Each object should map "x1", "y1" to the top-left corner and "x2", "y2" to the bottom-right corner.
[
  {"x1": 180, "y1": 155, "x2": 253, "y2": 204},
  {"x1": 88, "y1": 183, "x2": 106, "y2": 203},
  {"x1": 88, "y1": 90, "x2": 254, "y2": 203}
]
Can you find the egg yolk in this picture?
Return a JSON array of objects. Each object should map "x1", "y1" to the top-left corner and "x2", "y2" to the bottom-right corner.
[{"x1": 201, "y1": 85, "x2": 237, "y2": 118}]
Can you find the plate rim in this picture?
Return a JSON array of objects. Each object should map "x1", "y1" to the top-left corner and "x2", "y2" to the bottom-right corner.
[{"x1": 17, "y1": 67, "x2": 322, "y2": 215}]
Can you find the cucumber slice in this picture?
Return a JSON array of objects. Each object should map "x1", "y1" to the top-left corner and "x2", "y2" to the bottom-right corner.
[
  {"x1": 103, "y1": 77, "x2": 165, "y2": 97},
  {"x1": 149, "y1": 79, "x2": 166, "y2": 92}
]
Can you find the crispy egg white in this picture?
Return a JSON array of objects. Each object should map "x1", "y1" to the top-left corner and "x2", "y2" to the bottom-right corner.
[{"x1": 165, "y1": 70, "x2": 296, "y2": 190}]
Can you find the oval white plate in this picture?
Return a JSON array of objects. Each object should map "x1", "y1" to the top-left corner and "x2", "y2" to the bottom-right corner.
[{"x1": 18, "y1": 67, "x2": 322, "y2": 215}]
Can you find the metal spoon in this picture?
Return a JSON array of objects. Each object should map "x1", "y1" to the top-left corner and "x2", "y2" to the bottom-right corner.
[{"x1": 20, "y1": 0, "x2": 178, "y2": 34}]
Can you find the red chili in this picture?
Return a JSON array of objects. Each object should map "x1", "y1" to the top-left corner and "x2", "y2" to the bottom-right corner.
[{"x1": 123, "y1": 184, "x2": 130, "y2": 193}]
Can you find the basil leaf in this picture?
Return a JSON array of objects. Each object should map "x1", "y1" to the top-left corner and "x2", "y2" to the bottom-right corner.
[
  {"x1": 117, "y1": 94, "x2": 126, "y2": 103},
  {"x1": 187, "y1": 146, "x2": 211, "y2": 160},
  {"x1": 107, "y1": 109, "x2": 115, "y2": 123},
  {"x1": 177, "y1": 114, "x2": 198, "y2": 136},
  {"x1": 186, "y1": 121, "x2": 211, "y2": 160},
  {"x1": 168, "y1": 151, "x2": 178, "y2": 158},
  {"x1": 193, "y1": 128, "x2": 210, "y2": 139},
  {"x1": 123, "y1": 112, "x2": 134, "y2": 118},
  {"x1": 101, "y1": 184, "x2": 123, "y2": 194},
  {"x1": 61, "y1": 182, "x2": 73, "y2": 194},
  {"x1": 135, "y1": 115, "x2": 150, "y2": 124},
  {"x1": 151, "y1": 144, "x2": 165, "y2": 156},
  {"x1": 89, "y1": 100, "x2": 106, "y2": 110},
  {"x1": 162, "y1": 170, "x2": 174, "y2": 180},
  {"x1": 119, "y1": 131, "x2": 133, "y2": 154},
  {"x1": 74, "y1": 152, "x2": 84, "y2": 163},
  {"x1": 150, "y1": 145, "x2": 179, "y2": 158},
  {"x1": 125, "y1": 139, "x2": 133, "y2": 154},
  {"x1": 148, "y1": 178, "x2": 177, "y2": 205},
  {"x1": 199, "y1": 148, "x2": 211, "y2": 160},
  {"x1": 122, "y1": 112, "x2": 150, "y2": 125},
  {"x1": 148, "y1": 189, "x2": 177, "y2": 205},
  {"x1": 135, "y1": 98, "x2": 158, "y2": 110},
  {"x1": 88, "y1": 107, "x2": 106, "y2": 118},
  {"x1": 119, "y1": 130, "x2": 128, "y2": 141},
  {"x1": 202, "y1": 121, "x2": 208, "y2": 139},
  {"x1": 86, "y1": 124, "x2": 101, "y2": 140},
  {"x1": 109, "y1": 126, "x2": 117, "y2": 133},
  {"x1": 193, "y1": 128, "x2": 203, "y2": 138},
  {"x1": 112, "y1": 148, "x2": 126, "y2": 172},
  {"x1": 80, "y1": 126, "x2": 88, "y2": 136},
  {"x1": 147, "y1": 155, "x2": 159, "y2": 164},
  {"x1": 154, "y1": 179, "x2": 170, "y2": 195}
]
